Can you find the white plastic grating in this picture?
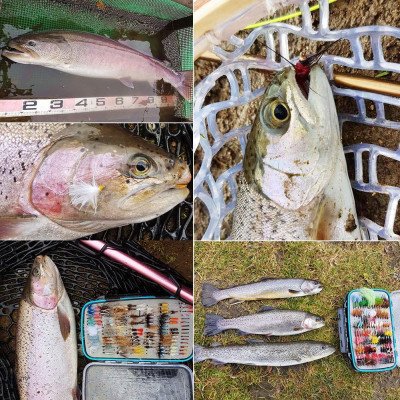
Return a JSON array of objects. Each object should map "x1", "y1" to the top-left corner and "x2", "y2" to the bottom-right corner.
[{"x1": 194, "y1": 0, "x2": 400, "y2": 240}]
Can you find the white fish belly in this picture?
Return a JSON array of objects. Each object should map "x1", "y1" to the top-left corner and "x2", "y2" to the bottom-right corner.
[
  {"x1": 16, "y1": 295, "x2": 77, "y2": 400},
  {"x1": 231, "y1": 176, "x2": 322, "y2": 240}
]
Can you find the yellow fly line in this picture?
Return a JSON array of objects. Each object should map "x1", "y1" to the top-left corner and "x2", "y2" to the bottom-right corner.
[{"x1": 244, "y1": 0, "x2": 337, "y2": 30}]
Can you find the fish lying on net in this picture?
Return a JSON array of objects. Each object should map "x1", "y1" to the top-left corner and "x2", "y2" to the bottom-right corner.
[
  {"x1": 231, "y1": 66, "x2": 361, "y2": 240},
  {"x1": 0, "y1": 123, "x2": 191, "y2": 239}
]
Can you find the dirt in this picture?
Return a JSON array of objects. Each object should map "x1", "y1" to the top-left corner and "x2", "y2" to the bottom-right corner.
[
  {"x1": 194, "y1": 0, "x2": 400, "y2": 239},
  {"x1": 139, "y1": 240, "x2": 193, "y2": 283}
]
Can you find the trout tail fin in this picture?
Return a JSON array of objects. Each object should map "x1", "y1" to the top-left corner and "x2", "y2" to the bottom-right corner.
[
  {"x1": 176, "y1": 70, "x2": 193, "y2": 101},
  {"x1": 201, "y1": 283, "x2": 220, "y2": 307},
  {"x1": 194, "y1": 345, "x2": 207, "y2": 363},
  {"x1": 204, "y1": 313, "x2": 225, "y2": 336}
]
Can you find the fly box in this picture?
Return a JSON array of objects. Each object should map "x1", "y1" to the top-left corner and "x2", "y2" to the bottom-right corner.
[
  {"x1": 338, "y1": 289, "x2": 400, "y2": 372},
  {"x1": 81, "y1": 296, "x2": 193, "y2": 400}
]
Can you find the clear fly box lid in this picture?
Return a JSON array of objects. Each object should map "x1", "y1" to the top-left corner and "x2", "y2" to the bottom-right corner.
[
  {"x1": 340, "y1": 289, "x2": 398, "y2": 372},
  {"x1": 82, "y1": 362, "x2": 193, "y2": 400},
  {"x1": 81, "y1": 297, "x2": 193, "y2": 362}
]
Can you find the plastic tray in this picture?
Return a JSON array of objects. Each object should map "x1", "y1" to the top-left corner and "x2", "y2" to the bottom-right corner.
[{"x1": 81, "y1": 297, "x2": 193, "y2": 362}]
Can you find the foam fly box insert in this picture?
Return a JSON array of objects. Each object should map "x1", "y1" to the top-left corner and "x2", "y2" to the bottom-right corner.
[
  {"x1": 82, "y1": 363, "x2": 193, "y2": 400},
  {"x1": 81, "y1": 296, "x2": 193, "y2": 400},
  {"x1": 338, "y1": 289, "x2": 400, "y2": 372}
]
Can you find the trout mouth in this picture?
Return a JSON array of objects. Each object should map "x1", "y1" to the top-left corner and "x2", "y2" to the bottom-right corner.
[{"x1": 2, "y1": 43, "x2": 38, "y2": 61}]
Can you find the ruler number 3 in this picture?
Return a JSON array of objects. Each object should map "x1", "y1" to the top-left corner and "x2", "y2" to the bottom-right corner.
[{"x1": 50, "y1": 100, "x2": 63, "y2": 109}]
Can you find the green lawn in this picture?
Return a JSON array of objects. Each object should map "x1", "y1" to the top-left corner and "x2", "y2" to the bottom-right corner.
[{"x1": 194, "y1": 242, "x2": 400, "y2": 400}]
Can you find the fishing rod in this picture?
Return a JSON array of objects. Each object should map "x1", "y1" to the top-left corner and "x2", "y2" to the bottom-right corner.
[{"x1": 80, "y1": 240, "x2": 194, "y2": 305}]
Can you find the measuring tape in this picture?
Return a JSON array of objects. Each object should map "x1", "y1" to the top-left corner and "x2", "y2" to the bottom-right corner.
[{"x1": 0, "y1": 95, "x2": 176, "y2": 117}]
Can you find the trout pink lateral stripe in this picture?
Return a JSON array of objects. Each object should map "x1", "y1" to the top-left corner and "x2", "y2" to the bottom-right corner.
[{"x1": 80, "y1": 240, "x2": 193, "y2": 304}]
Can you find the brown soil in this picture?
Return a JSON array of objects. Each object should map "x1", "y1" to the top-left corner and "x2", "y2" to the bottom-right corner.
[
  {"x1": 194, "y1": 0, "x2": 400, "y2": 239},
  {"x1": 139, "y1": 240, "x2": 193, "y2": 283}
]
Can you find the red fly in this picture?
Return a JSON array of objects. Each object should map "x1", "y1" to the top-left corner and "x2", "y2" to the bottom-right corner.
[{"x1": 265, "y1": 39, "x2": 341, "y2": 98}]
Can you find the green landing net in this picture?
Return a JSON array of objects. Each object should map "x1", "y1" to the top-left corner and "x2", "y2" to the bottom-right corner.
[{"x1": 0, "y1": 0, "x2": 193, "y2": 119}]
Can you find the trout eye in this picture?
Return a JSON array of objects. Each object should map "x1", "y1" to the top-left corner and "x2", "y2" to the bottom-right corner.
[
  {"x1": 129, "y1": 155, "x2": 152, "y2": 178},
  {"x1": 262, "y1": 99, "x2": 291, "y2": 130},
  {"x1": 32, "y1": 267, "x2": 40, "y2": 277},
  {"x1": 27, "y1": 40, "x2": 36, "y2": 47}
]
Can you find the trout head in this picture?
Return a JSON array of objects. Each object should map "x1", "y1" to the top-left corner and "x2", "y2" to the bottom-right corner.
[
  {"x1": 300, "y1": 280, "x2": 323, "y2": 295},
  {"x1": 302, "y1": 342, "x2": 336, "y2": 362},
  {"x1": 243, "y1": 65, "x2": 339, "y2": 210},
  {"x1": 29, "y1": 125, "x2": 191, "y2": 233},
  {"x1": 3, "y1": 31, "x2": 71, "y2": 66},
  {"x1": 302, "y1": 313, "x2": 325, "y2": 330},
  {"x1": 24, "y1": 255, "x2": 64, "y2": 310}
]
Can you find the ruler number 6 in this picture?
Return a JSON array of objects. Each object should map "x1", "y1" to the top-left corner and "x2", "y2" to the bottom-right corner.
[{"x1": 22, "y1": 100, "x2": 37, "y2": 111}]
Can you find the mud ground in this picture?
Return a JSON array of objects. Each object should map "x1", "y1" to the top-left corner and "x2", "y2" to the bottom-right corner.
[
  {"x1": 194, "y1": 0, "x2": 400, "y2": 239},
  {"x1": 140, "y1": 240, "x2": 193, "y2": 282}
]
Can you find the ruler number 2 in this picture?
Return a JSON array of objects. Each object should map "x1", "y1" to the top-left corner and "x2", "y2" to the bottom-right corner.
[{"x1": 22, "y1": 100, "x2": 37, "y2": 111}]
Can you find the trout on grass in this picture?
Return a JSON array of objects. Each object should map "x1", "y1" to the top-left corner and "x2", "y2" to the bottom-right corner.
[
  {"x1": 202, "y1": 279, "x2": 322, "y2": 306},
  {"x1": 194, "y1": 341, "x2": 335, "y2": 366},
  {"x1": 231, "y1": 65, "x2": 361, "y2": 240},
  {"x1": 16, "y1": 256, "x2": 78, "y2": 400},
  {"x1": 2, "y1": 30, "x2": 192, "y2": 100},
  {"x1": 0, "y1": 123, "x2": 191, "y2": 239},
  {"x1": 204, "y1": 308, "x2": 324, "y2": 336}
]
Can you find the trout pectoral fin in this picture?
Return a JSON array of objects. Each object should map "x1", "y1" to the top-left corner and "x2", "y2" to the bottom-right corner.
[
  {"x1": 57, "y1": 305, "x2": 71, "y2": 341},
  {"x1": 288, "y1": 289, "x2": 301, "y2": 294},
  {"x1": 0, "y1": 215, "x2": 39, "y2": 239},
  {"x1": 119, "y1": 77, "x2": 135, "y2": 89},
  {"x1": 211, "y1": 360, "x2": 226, "y2": 365},
  {"x1": 72, "y1": 385, "x2": 80, "y2": 400}
]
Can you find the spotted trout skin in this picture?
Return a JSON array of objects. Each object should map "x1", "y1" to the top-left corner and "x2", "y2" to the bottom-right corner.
[
  {"x1": 204, "y1": 309, "x2": 325, "y2": 336},
  {"x1": 16, "y1": 256, "x2": 78, "y2": 400},
  {"x1": 202, "y1": 279, "x2": 323, "y2": 306},
  {"x1": 2, "y1": 31, "x2": 192, "y2": 100},
  {"x1": 231, "y1": 66, "x2": 361, "y2": 240},
  {"x1": 194, "y1": 341, "x2": 336, "y2": 366},
  {"x1": 0, "y1": 123, "x2": 191, "y2": 239}
]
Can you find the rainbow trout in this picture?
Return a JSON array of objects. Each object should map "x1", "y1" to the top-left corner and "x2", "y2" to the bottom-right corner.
[
  {"x1": 231, "y1": 66, "x2": 361, "y2": 240},
  {"x1": 16, "y1": 255, "x2": 78, "y2": 400},
  {"x1": 202, "y1": 279, "x2": 322, "y2": 306},
  {"x1": 195, "y1": 341, "x2": 335, "y2": 366},
  {"x1": 204, "y1": 308, "x2": 325, "y2": 336},
  {"x1": 0, "y1": 123, "x2": 191, "y2": 239},
  {"x1": 2, "y1": 31, "x2": 192, "y2": 100}
]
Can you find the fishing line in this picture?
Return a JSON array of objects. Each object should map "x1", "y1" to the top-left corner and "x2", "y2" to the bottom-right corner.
[{"x1": 264, "y1": 43, "x2": 296, "y2": 67}]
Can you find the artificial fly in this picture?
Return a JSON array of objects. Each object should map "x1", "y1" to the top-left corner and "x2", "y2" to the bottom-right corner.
[
  {"x1": 265, "y1": 38, "x2": 342, "y2": 98},
  {"x1": 69, "y1": 176, "x2": 105, "y2": 212}
]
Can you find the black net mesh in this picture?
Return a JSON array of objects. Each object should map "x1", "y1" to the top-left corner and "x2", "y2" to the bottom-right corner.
[
  {"x1": 88, "y1": 123, "x2": 193, "y2": 241},
  {"x1": 0, "y1": 239, "x2": 192, "y2": 398}
]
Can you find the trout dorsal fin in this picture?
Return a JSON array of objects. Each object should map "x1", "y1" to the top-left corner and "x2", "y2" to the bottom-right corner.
[{"x1": 257, "y1": 306, "x2": 275, "y2": 313}]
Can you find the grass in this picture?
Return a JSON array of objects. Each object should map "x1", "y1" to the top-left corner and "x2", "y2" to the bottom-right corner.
[{"x1": 194, "y1": 242, "x2": 400, "y2": 400}]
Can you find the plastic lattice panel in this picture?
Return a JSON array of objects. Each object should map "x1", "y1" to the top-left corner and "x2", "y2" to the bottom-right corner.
[
  {"x1": 194, "y1": 0, "x2": 400, "y2": 240},
  {"x1": 0, "y1": 240, "x2": 192, "y2": 398}
]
